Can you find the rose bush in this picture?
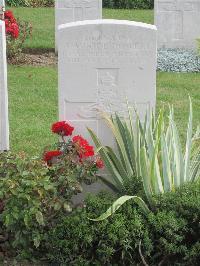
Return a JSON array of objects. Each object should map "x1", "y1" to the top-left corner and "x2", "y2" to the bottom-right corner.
[
  {"x1": 0, "y1": 121, "x2": 104, "y2": 258},
  {"x1": 4, "y1": 10, "x2": 19, "y2": 38},
  {"x1": 2, "y1": 10, "x2": 32, "y2": 59},
  {"x1": 44, "y1": 121, "x2": 104, "y2": 185}
]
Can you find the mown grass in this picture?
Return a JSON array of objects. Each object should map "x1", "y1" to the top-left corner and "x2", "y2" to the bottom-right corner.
[
  {"x1": 8, "y1": 66, "x2": 58, "y2": 155},
  {"x1": 10, "y1": 7, "x2": 55, "y2": 50},
  {"x1": 9, "y1": 7, "x2": 153, "y2": 50},
  {"x1": 8, "y1": 66, "x2": 200, "y2": 155},
  {"x1": 103, "y1": 8, "x2": 153, "y2": 24}
]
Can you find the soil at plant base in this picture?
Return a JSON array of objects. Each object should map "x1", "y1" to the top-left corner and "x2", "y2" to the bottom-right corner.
[{"x1": 8, "y1": 52, "x2": 57, "y2": 67}]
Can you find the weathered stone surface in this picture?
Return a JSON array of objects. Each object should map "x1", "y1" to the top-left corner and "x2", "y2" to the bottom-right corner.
[
  {"x1": 58, "y1": 20, "x2": 157, "y2": 147},
  {"x1": 0, "y1": 20, "x2": 9, "y2": 151},
  {"x1": 155, "y1": 0, "x2": 200, "y2": 49},
  {"x1": 0, "y1": 0, "x2": 5, "y2": 8},
  {"x1": 0, "y1": 0, "x2": 5, "y2": 19},
  {"x1": 55, "y1": 0, "x2": 102, "y2": 51}
]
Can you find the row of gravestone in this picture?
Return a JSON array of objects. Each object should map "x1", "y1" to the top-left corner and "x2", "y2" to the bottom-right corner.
[
  {"x1": 1, "y1": 0, "x2": 200, "y2": 151},
  {"x1": 55, "y1": 0, "x2": 200, "y2": 51}
]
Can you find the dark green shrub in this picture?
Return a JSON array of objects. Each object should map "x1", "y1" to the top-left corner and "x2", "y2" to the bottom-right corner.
[
  {"x1": 7, "y1": 0, "x2": 54, "y2": 7},
  {"x1": 28, "y1": 0, "x2": 54, "y2": 7},
  {"x1": 0, "y1": 151, "x2": 98, "y2": 259},
  {"x1": 150, "y1": 181, "x2": 200, "y2": 265},
  {"x1": 46, "y1": 181, "x2": 200, "y2": 265},
  {"x1": 6, "y1": 0, "x2": 29, "y2": 6},
  {"x1": 46, "y1": 192, "x2": 153, "y2": 265},
  {"x1": 103, "y1": 0, "x2": 115, "y2": 8},
  {"x1": 0, "y1": 152, "x2": 54, "y2": 258},
  {"x1": 103, "y1": 0, "x2": 154, "y2": 9}
]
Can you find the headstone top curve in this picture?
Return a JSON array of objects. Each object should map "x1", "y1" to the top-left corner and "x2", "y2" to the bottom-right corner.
[{"x1": 58, "y1": 19, "x2": 157, "y2": 31}]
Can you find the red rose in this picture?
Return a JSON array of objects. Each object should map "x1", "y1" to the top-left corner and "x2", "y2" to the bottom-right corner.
[
  {"x1": 4, "y1": 10, "x2": 15, "y2": 21},
  {"x1": 95, "y1": 158, "x2": 104, "y2": 169},
  {"x1": 4, "y1": 10, "x2": 19, "y2": 39},
  {"x1": 51, "y1": 121, "x2": 74, "y2": 136},
  {"x1": 5, "y1": 19, "x2": 9, "y2": 28},
  {"x1": 10, "y1": 22, "x2": 19, "y2": 39},
  {"x1": 43, "y1": 150, "x2": 62, "y2": 165},
  {"x1": 6, "y1": 23, "x2": 19, "y2": 39},
  {"x1": 72, "y1": 135, "x2": 94, "y2": 158}
]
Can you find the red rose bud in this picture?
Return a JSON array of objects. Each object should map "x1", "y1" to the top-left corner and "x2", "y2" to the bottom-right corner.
[
  {"x1": 95, "y1": 158, "x2": 104, "y2": 169},
  {"x1": 43, "y1": 150, "x2": 62, "y2": 165},
  {"x1": 72, "y1": 135, "x2": 95, "y2": 158},
  {"x1": 4, "y1": 10, "x2": 15, "y2": 21}
]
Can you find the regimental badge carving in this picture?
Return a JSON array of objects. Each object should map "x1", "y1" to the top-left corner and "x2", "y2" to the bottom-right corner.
[
  {"x1": 72, "y1": 68, "x2": 149, "y2": 120},
  {"x1": 97, "y1": 69, "x2": 118, "y2": 87}
]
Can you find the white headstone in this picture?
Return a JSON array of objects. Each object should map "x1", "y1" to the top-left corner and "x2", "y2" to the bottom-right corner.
[
  {"x1": 55, "y1": 0, "x2": 102, "y2": 52},
  {"x1": 155, "y1": 0, "x2": 200, "y2": 49},
  {"x1": 58, "y1": 20, "x2": 157, "y2": 147},
  {"x1": 0, "y1": 0, "x2": 5, "y2": 8},
  {"x1": 0, "y1": 20, "x2": 9, "y2": 151},
  {"x1": 0, "y1": 0, "x2": 5, "y2": 19}
]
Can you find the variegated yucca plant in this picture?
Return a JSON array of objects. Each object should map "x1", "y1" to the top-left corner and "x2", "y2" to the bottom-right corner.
[{"x1": 88, "y1": 99, "x2": 200, "y2": 220}]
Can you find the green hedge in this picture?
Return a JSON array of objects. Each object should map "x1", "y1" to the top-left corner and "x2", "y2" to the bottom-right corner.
[
  {"x1": 6, "y1": 0, "x2": 54, "y2": 7},
  {"x1": 46, "y1": 181, "x2": 200, "y2": 265},
  {"x1": 103, "y1": 0, "x2": 154, "y2": 9},
  {"x1": 7, "y1": 0, "x2": 154, "y2": 9}
]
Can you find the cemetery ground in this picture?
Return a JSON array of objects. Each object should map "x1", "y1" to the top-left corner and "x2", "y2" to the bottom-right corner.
[
  {"x1": 1, "y1": 5, "x2": 200, "y2": 265},
  {"x1": 7, "y1": 7, "x2": 200, "y2": 155}
]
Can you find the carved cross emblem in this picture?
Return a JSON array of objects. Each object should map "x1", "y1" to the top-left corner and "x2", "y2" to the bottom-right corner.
[
  {"x1": 59, "y1": 0, "x2": 98, "y2": 20},
  {"x1": 158, "y1": 0, "x2": 200, "y2": 39}
]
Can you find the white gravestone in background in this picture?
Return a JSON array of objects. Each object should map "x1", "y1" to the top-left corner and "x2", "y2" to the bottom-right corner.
[
  {"x1": 58, "y1": 20, "x2": 157, "y2": 147},
  {"x1": 155, "y1": 0, "x2": 200, "y2": 49},
  {"x1": 0, "y1": 0, "x2": 5, "y2": 19},
  {"x1": 0, "y1": 20, "x2": 9, "y2": 151},
  {"x1": 55, "y1": 0, "x2": 102, "y2": 52},
  {"x1": 0, "y1": 0, "x2": 5, "y2": 8}
]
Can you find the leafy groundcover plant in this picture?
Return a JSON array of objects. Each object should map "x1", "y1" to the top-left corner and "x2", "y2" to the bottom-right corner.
[
  {"x1": 89, "y1": 99, "x2": 200, "y2": 221},
  {"x1": 0, "y1": 121, "x2": 103, "y2": 259},
  {"x1": 46, "y1": 181, "x2": 200, "y2": 265}
]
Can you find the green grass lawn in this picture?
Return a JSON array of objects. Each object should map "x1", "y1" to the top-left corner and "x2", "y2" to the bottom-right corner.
[
  {"x1": 8, "y1": 66, "x2": 58, "y2": 155},
  {"x1": 8, "y1": 66, "x2": 200, "y2": 155},
  {"x1": 9, "y1": 7, "x2": 153, "y2": 50}
]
